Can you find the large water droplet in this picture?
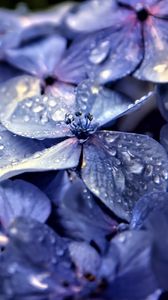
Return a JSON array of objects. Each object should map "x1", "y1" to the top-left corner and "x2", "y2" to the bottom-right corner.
[{"x1": 89, "y1": 40, "x2": 110, "y2": 64}]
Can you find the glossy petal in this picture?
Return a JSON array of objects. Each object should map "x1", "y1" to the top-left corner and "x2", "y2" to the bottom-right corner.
[
  {"x1": 0, "y1": 125, "x2": 45, "y2": 169},
  {"x1": 134, "y1": 17, "x2": 168, "y2": 82},
  {"x1": 0, "y1": 76, "x2": 75, "y2": 139},
  {"x1": 46, "y1": 171, "x2": 117, "y2": 249},
  {"x1": 157, "y1": 83, "x2": 168, "y2": 121},
  {"x1": 76, "y1": 80, "x2": 154, "y2": 127},
  {"x1": 0, "y1": 137, "x2": 81, "y2": 182},
  {"x1": 57, "y1": 20, "x2": 143, "y2": 84},
  {"x1": 81, "y1": 131, "x2": 168, "y2": 221},
  {"x1": 0, "y1": 179, "x2": 51, "y2": 228},
  {"x1": 6, "y1": 36, "x2": 66, "y2": 78},
  {"x1": 100, "y1": 230, "x2": 158, "y2": 300}
]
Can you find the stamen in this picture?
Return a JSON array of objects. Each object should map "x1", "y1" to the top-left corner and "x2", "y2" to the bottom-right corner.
[{"x1": 65, "y1": 111, "x2": 97, "y2": 140}]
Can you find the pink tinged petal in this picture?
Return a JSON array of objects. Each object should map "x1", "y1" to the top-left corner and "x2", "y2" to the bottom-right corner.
[
  {"x1": 0, "y1": 76, "x2": 74, "y2": 139},
  {"x1": 58, "y1": 15, "x2": 143, "y2": 83},
  {"x1": 134, "y1": 16, "x2": 168, "y2": 82},
  {"x1": 81, "y1": 131, "x2": 168, "y2": 221},
  {"x1": 0, "y1": 137, "x2": 81, "y2": 182}
]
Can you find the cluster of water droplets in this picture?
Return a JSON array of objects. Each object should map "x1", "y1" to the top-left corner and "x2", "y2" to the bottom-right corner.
[{"x1": 12, "y1": 94, "x2": 69, "y2": 126}]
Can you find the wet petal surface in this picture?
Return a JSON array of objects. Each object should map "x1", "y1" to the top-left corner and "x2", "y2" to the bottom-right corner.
[
  {"x1": 81, "y1": 131, "x2": 168, "y2": 221},
  {"x1": 134, "y1": 17, "x2": 168, "y2": 82},
  {"x1": 0, "y1": 76, "x2": 75, "y2": 139},
  {"x1": 0, "y1": 136, "x2": 81, "y2": 182}
]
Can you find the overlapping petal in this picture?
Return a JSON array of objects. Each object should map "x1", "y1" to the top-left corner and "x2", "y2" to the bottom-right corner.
[
  {"x1": 0, "y1": 135, "x2": 81, "y2": 182},
  {"x1": 57, "y1": 22, "x2": 143, "y2": 84},
  {"x1": 76, "y1": 80, "x2": 154, "y2": 127},
  {"x1": 46, "y1": 171, "x2": 117, "y2": 249},
  {"x1": 0, "y1": 179, "x2": 51, "y2": 228},
  {"x1": 0, "y1": 75, "x2": 75, "y2": 139},
  {"x1": 81, "y1": 131, "x2": 168, "y2": 221},
  {"x1": 6, "y1": 36, "x2": 66, "y2": 78}
]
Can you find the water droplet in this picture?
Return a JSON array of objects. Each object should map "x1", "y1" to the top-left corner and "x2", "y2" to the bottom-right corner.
[
  {"x1": 154, "y1": 175, "x2": 160, "y2": 184},
  {"x1": 0, "y1": 144, "x2": 4, "y2": 150},
  {"x1": 24, "y1": 115, "x2": 30, "y2": 122},
  {"x1": 89, "y1": 40, "x2": 110, "y2": 64},
  {"x1": 33, "y1": 105, "x2": 44, "y2": 113}
]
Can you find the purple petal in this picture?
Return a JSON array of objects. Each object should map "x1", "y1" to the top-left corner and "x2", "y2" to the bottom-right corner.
[
  {"x1": 0, "y1": 136, "x2": 81, "y2": 182},
  {"x1": 131, "y1": 191, "x2": 168, "y2": 229},
  {"x1": 134, "y1": 17, "x2": 168, "y2": 82},
  {"x1": 46, "y1": 171, "x2": 117, "y2": 249},
  {"x1": 0, "y1": 76, "x2": 75, "y2": 139},
  {"x1": 81, "y1": 131, "x2": 168, "y2": 221},
  {"x1": 0, "y1": 179, "x2": 51, "y2": 228},
  {"x1": 118, "y1": 0, "x2": 159, "y2": 10},
  {"x1": 57, "y1": 20, "x2": 143, "y2": 83},
  {"x1": 6, "y1": 36, "x2": 66, "y2": 78},
  {"x1": 76, "y1": 80, "x2": 154, "y2": 127},
  {"x1": 1, "y1": 217, "x2": 75, "y2": 299},
  {"x1": 65, "y1": 0, "x2": 127, "y2": 33},
  {"x1": 100, "y1": 230, "x2": 158, "y2": 300}
]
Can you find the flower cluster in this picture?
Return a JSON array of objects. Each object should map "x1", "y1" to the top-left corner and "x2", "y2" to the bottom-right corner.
[{"x1": 0, "y1": 1, "x2": 168, "y2": 299}]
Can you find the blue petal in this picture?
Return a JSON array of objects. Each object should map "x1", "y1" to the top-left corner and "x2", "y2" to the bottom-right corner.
[
  {"x1": 57, "y1": 21, "x2": 143, "y2": 83},
  {"x1": 81, "y1": 131, "x2": 168, "y2": 221},
  {"x1": 76, "y1": 80, "x2": 154, "y2": 127},
  {"x1": 46, "y1": 171, "x2": 117, "y2": 249},
  {"x1": 100, "y1": 230, "x2": 158, "y2": 300},
  {"x1": 157, "y1": 83, "x2": 168, "y2": 121},
  {"x1": 131, "y1": 191, "x2": 168, "y2": 229},
  {"x1": 6, "y1": 36, "x2": 66, "y2": 78},
  {"x1": 0, "y1": 76, "x2": 75, "y2": 139},
  {"x1": 1, "y1": 217, "x2": 76, "y2": 299},
  {"x1": 0, "y1": 179, "x2": 51, "y2": 228},
  {"x1": 65, "y1": 0, "x2": 126, "y2": 33},
  {"x1": 134, "y1": 17, "x2": 168, "y2": 82},
  {"x1": 0, "y1": 132, "x2": 81, "y2": 181}
]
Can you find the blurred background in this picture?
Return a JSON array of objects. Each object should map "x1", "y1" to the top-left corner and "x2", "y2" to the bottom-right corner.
[{"x1": 0, "y1": 0, "x2": 80, "y2": 10}]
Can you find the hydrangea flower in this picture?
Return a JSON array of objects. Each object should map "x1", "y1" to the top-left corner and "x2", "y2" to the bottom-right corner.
[
  {"x1": 63, "y1": 0, "x2": 168, "y2": 83},
  {"x1": 0, "y1": 76, "x2": 167, "y2": 221}
]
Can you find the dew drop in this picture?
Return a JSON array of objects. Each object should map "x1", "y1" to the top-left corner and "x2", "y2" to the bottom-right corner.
[
  {"x1": 154, "y1": 175, "x2": 160, "y2": 184},
  {"x1": 89, "y1": 40, "x2": 110, "y2": 64}
]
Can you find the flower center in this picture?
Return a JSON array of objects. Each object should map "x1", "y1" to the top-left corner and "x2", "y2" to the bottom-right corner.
[
  {"x1": 65, "y1": 111, "x2": 98, "y2": 140},
  {"x1": 136, "y1": 8, "x2": 149, "y2": 22}
]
